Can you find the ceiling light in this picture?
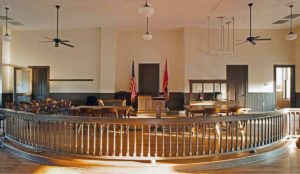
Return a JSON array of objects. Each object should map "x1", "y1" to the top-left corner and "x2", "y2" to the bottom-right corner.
[
  {"x1": 286, "y1": 32, "x2": 298, "y2": 40},
  {"x1": 139, "y1": 0, "x2": 154, "y2": 17},
  {"x1": 142, "y1": 18, "x2": 152, "y2": 40},
  {"x1": 2, "y1": 7, "x2": 12, "y2": 42},
  {"x1": 286, "y1": 4, "x2": 297, "y2": 41},
  {"x1": 142, "y1": 32, "x2": 153, "y2": 40},
  {"x1": 2, "y1": 33, "x2": 12, "y2": 41}
]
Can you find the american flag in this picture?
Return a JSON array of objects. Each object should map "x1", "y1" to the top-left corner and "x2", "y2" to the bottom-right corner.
[{"x1": 130, "y1": 60, "x2": 137, "y2": 103}]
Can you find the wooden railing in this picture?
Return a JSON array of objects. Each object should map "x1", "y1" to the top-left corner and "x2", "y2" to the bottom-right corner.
[{"x1": 0, "y1": 108, "x2": 299, "y2": 160}]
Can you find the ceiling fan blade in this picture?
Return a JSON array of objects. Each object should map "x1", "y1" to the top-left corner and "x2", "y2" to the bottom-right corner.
[
  {"x1": 254, "y1": 36, "x2": 260, "y2": 39},
  {"x1": 60, "y1": 42, "x2": 74, "y2": 47},
  {"x1": 256, "y1": 38, "x2": 271, "y2": 41},
  {"x1": 250, "y1": 40, "x2": 256, "y2": 45},
  {"x1": 39, "y1": 41, "x2": 53, "y2": 43},
  {"x1": 236, "y1": 41, "x2": 248, "y2": 46},
  {"x1": 60, "y1": 40, "x2": 70, "y2": 42},
  {"x1": 44, "y1": 37, "x2": 53, "y2": 40}
]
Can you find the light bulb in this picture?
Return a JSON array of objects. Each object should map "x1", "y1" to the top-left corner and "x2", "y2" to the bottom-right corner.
[
  {"x1": 142, "y1": 32, "x2": 153, "y2": 40},
  {"x1": 2, "y1": 33, "x2": 12, "y2": 41},
  {"x1": 285, "y1": 32, "x2": 298, "y2": 41},
  {"x1": 139, "y1": 4, "x2": 154, "y2": 17}
]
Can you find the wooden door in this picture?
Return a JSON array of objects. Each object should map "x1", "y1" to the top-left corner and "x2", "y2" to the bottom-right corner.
[
  {"x1": 31, "y1": 66, "x2": 50, "y2": 100},
  {"x1": 227, "y1": 65, "x2": 248, "y2": 107},
  {"x1": 139, "y1": 64, "x2": 159, "y2": 96}
]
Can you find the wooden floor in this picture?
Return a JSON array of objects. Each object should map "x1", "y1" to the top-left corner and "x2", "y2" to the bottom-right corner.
[{"x1": 0, "y1": 146, "x2": 299, "y2": 173}]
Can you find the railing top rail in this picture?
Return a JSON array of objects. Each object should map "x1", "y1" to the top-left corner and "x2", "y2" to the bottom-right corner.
[{"x1": 1, "y1": 108, "x2": 293, "y2": 125}]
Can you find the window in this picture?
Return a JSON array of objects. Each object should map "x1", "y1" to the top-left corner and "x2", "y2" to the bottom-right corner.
[
  {"x1": 276, "y1": 67, "x2": 291, "y2": 100},
  {"x1": 189, "y1": 80, "x2": 227, "y2": 101}
]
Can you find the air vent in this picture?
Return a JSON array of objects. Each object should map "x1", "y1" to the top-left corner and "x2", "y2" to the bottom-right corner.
[
  {"x1": 273, "y1": 20, "x2": 289, "y2": 24},
  {"x1": 0, "y1": 16, "x2": 13, "y2": 20},
  {"x1": 284, "y1": 14, "x2": 300, "y2": 19},
  {"x1": 9, "y1": 21, "x2": 23, "y2": 26}
]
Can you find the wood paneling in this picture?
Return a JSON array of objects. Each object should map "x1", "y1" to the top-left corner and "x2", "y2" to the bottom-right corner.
[
  {"x1": 296, "y1": 93, "x2": 300, "y2": 107},
  {"x1": 1, "y1": 93, "x2": 13, "y2": 107},
  {"x1": 247, "y1": 93, "x2": 275, "y2": 112},
  {"x1": 50, "y1": 79, "x2": 94, "y2": 81}
]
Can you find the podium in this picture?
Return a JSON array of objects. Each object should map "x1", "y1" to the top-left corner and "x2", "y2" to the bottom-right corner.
[{"x1": 137, "y1": 96, "x2": 166, "y2": 116}]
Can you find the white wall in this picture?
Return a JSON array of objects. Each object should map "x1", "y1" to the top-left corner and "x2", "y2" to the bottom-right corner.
[
  {"x1": 7, "y1": 27, "x2": 296, "y2": 95},
  {"x1": 2, "y1": 28, "x2": 13, "y2": 93},
  {"x1": 11, "y1": 28, "x2": 101, "y2": 93},
  {"x1": 184, "y1": 27, "x2": 294, "y2": 93},
  {"x1": 100, "y1": 28, "x2": 116, "y2": 93},
  {"x1": 115, "y1": 29, "x2": 185, "y2": 92}
]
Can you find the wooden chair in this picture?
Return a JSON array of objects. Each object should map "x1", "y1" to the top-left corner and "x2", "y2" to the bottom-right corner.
[
  {"x1": 97, "y1": 99, "x2": 104, "y2": 106},
  {"x1": 203, "y1": 107, "x2": 220, "y2": 117},
  {"x1": 80, "y1": 108, "x2": 95, "y2": 117},
  {"x1": 100, "y1": 108, "x2": 118, "y2": 118},
  {"x1": 19, "y1": 102, "x2": 31, "y2": 112},
  {"x1": 31, "y1": 103, "x2": 41, "y2": 114},
  {"x1": 5, "y1": 102, "x2": 15, "y2": 110}
]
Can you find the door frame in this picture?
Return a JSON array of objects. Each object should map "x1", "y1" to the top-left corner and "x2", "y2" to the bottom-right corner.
[
  {"x1": 138, "y1": 63, "x2": 160, "y2": 96},
  {"x1": 226, "y1": 65, "x2": 248, "y2": 107},
  {"x1": 274, "y1": 65, "x2": 296, "y2": 108},
  {"x1": 13, "y1": 67, "x2": 32, "y2": 104}
]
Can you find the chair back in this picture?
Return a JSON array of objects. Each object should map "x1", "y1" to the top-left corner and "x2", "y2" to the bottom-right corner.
[
  {"x1": 80, "y1": 108, "x2": 94, "y2": 117},
  {"x1": 100, "y1": 108, "x2": 118, "y2": 118}
]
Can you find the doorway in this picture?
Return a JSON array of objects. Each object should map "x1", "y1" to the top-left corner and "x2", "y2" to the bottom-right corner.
[
  {"x1": 30, "y1": 66, "x2": 50, "y2": 100},
  {"x1": 227, "y1": 65, "x2": 248, "y2": 107},
  {"x1": 138, "y1": 64, "x2": 159, "y2": 96},
  {"x1": 274, "y1": 65, "x2": 295, "y2": 108}
]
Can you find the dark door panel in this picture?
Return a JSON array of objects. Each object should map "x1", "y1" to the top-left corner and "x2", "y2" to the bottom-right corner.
[
  {"x1": 227, "y1": 65, "x2": 248, "y2": 107},
  {"x1": 139, "y1": 64, "x2": 159, "y2": 96},
  {"x1": 31, "y1": 66, "x2": 50, "y2": 100}
]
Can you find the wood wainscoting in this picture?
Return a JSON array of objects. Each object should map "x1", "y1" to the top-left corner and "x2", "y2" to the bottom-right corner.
[{"x1": 247, "y1": 93, "x2": 275, "y2": 112}]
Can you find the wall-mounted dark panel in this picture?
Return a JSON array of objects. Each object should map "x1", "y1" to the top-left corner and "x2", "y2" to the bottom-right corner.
[
  {"x1": 295, "y1": 93, "x2": 300, "y2": 107},
  {"x1": 1, "y1": 93, "x2": 13, "y2": 107},
  {"x1": 247, "y1": 93, "x2": 275, "y2": 112},
  {"x1": 50, "y1": 79, "x2": 94, "y2": 82},
  {"x1": 50, "y1": 93, "x2": 101, "y2": 106},
  {"x1": 166, "y1": 92, "x2": 184, "y2": 110},
  {"x1": 50, "y1": 92, "x2": 185, "y2": 110}
]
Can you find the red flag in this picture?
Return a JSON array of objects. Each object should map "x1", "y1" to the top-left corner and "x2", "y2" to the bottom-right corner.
[
  {"x1": 130, "y1": 60, "x2": 137, "y2": 103},
  {"x1": 163, "y1": 59, "x2": 169, "y2": 99}
]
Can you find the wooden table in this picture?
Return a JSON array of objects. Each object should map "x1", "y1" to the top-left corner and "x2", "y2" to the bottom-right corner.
[
  {"x1": 69, "y1": 106, "x2": 132, "y2": 118},
  {"x1": 185, "y1": 105, "x2": 251, "y2": 118}
]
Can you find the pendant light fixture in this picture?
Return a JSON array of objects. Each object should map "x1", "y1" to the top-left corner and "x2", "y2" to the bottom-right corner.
[
  {"x1": 139, "y1": 0, "x2": 154, "y2": 17},
  {"x1": 2, "y1": 7, "x2": 12, "y2": 42},
  {"x1": 142, "y1": 17, "x2": 152, "y2": 40},
  {"x1": 285, "y1": 4, "x2": 297, "y2": 41}
]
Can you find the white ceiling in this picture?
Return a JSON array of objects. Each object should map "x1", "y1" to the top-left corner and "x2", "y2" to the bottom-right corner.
[{"x1": 0, "y1": 0, "x2": 299, "y2": 30}]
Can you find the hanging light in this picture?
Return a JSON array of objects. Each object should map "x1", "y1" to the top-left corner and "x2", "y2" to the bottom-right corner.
[
  {"x1": 2, "y1": 7, "x2": 12, "y2": 42},
  {"x1": 139, "y1": 0, "x2": 154, "y2": 17},
  {"x1": 142, "y1": 17, "x2": 152, "y2": 40},
  {"x1": 286, "y1": 4, "x2": 297, "y2": 41}
]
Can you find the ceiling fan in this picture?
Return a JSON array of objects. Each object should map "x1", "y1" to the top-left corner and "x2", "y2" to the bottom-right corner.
[
  {"x1": 40, "y1": 5, "x2": 74, "y2": 48},
  {"x1": 237, "y1": 3, "x2": 271, "y2": 46}
]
